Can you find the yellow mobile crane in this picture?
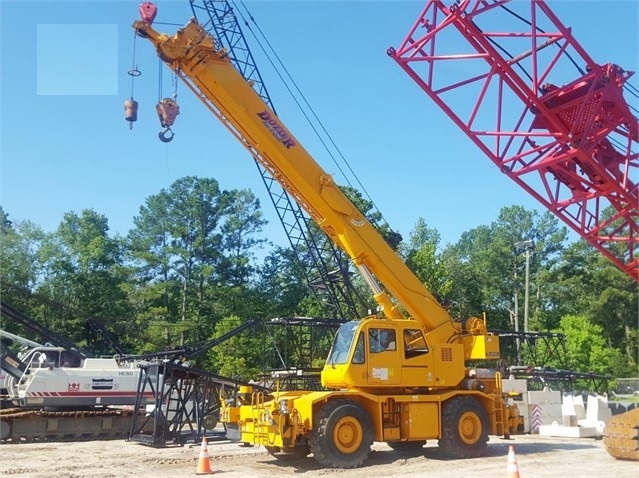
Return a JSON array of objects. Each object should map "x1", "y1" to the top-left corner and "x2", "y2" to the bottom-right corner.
[{"x1": 133, "y1": 18, "x2": 523, "y2": 468}]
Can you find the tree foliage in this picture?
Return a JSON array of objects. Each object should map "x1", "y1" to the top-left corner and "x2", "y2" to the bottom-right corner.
[
  {"x1": 1, "y1": 178, "x2": 636, "y2": 383},
  {"x1": 544, "y1": 315, "x2": 625, "y2": 376}
]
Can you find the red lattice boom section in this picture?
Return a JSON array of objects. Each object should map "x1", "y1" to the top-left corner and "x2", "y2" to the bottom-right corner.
[{"x1": 389, "y1": 0, "x2": 638, "y2": 281}]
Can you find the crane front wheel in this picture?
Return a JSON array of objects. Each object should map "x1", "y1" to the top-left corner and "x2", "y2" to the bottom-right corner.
[{"x1": 308, "y1": 399, "x2": 373, "y2": 468}]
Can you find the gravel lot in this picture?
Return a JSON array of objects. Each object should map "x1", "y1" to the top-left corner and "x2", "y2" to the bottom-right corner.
[{"x1": 1, "y1": 433, "x2": 637, "y2": 477}]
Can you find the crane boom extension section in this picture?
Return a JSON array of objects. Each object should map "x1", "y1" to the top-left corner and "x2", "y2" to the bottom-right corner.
[{"x1": 134, "y1": 18, "x2": 517, "y2": 469}]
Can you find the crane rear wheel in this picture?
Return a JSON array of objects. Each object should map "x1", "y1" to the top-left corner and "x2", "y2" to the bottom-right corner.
[{"x1": 439, "y1": 396, "x2": 489, "y2": 458}]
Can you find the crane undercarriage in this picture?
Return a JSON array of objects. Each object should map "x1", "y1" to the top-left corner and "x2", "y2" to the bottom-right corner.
[{"x1": 0, "y1": 407, "x2": 142, "y2": 443}]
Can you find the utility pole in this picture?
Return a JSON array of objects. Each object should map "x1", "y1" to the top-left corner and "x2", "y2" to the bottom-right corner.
[
  {"x1": 513, "y1": 258, "x2": 520, "y2": 365},
  {"x1": 514, "y1": 239, "x2": 534, "y2": 334},
  {"x1": 523, "y1": 245, "x2": 532, "y2": 333}
]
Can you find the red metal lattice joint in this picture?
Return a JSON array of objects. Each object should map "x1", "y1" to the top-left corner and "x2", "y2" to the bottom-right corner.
[{"x1": 388, "y1": 0, "x2": 638, "y2": 281}]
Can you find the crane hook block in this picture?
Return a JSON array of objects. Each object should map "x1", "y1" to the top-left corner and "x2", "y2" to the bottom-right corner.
[
  {"x1": 156, "y1": 97, "x2": 179, "y2": 142},
  {"x1": 156, "y1": 97, "x2": 180, "y2": 128},
  {"x1": 139, "y1": 2, "x2": 157, "y2": 24},
  {"x1": 124, "y1": 98, "x2": 139, "y2": 123}
]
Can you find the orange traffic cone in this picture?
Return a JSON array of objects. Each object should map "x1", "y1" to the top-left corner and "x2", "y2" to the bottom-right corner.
[
  {"x1": 196, "y1": 436, "x2": 213, "y2": 475},
  {"x1": 506, "y1": 445, "x2": 521, "y2": 478}
]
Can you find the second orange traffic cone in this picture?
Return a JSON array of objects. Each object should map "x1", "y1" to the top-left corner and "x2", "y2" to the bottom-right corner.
[
  {"x1": 196, "y1": 436, "x2": 213, "y2": 475},
  {"x1": 506, "y1": 445, "x2": 521, "y2": 478}
]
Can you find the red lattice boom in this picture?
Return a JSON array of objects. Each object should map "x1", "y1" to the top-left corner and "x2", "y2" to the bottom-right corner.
[{"x1": 389, "y1": 0, "x2": 638, "y2": 281}]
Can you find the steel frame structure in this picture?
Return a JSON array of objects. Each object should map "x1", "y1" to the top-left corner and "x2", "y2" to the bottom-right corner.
[
  {"x1": 509, "y1": 365, "x2": 610, "y2": 394},
  {"x1": 389, "y1": 0, "x2": 638, "y2": 281},
  {"x1": 492, "y1": 330, "x2": 567, "y2": 368},
  {"x1": 129, "y1": 362, "x2": 266, "y2": 446}
]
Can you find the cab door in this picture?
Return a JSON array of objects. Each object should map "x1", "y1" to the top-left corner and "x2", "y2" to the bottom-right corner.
[{"x1": 366, "y1": 326, "x2": 401, "y2": 386}]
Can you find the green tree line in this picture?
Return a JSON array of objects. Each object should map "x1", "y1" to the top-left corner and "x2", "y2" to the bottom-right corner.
[{"x1": 1, "y1": 176, "x2": 636, "y2": 381}]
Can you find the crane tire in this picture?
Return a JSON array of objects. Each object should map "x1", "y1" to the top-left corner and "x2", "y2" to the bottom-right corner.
[
  {"x1": 308, "y1": 399, "x2": 373, "y2": 468},
  {"x1": 439, "y1": 396, "x2": 489, "y2": 458}
]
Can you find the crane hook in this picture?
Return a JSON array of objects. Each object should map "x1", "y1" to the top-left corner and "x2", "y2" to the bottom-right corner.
[
  {"x1": 156, "y1": 97, "x2": 180, "y2": 143},
  {"x1": 159, "y1": 126, "x2": 175, "y2": 143}
]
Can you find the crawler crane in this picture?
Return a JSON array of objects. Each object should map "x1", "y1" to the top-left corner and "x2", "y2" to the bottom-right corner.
[
  {"x1": 134, "y1": 11, "x2": 523, "y2": 468},
  {"x1": 0, "y1": 302, "x2": 151, "y2": 442}
]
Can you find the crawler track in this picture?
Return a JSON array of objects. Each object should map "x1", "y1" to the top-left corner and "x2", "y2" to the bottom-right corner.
[{"x1": 0, "y1": 407, "x2": 139, "y2": 443}]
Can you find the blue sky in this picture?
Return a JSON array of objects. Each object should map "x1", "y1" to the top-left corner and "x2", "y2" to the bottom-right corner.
[{"x1": 1, "y1": 0, "x2": 637, "y2": 255}]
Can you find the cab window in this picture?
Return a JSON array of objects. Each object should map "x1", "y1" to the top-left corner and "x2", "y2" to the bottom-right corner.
[
  {"x1": 352, "y1": 332, "x2": 365, "y2": 364},
  {"x1": 60, "y1": 352, "x2": 81, "y2": 368},
  {"x1": 369, "y1": 328, "x2": 396, "y2": 353},
  {"x1": 403, "y1": 329, "x2": 429, "y2": 358}
]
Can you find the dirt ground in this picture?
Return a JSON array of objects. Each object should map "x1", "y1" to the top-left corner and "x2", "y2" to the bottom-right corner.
[{"x1": 1, "y1": 433, "x2": 637, "y2": 478}]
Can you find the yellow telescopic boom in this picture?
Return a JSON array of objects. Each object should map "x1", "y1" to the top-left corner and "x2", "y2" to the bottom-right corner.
[{"x1": 133, "y1": 19, "x2": 496, "y2": 356}]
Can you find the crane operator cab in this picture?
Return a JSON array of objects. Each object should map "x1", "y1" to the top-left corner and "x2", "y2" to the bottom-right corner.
[
  {"x1": 32, "y1": 349, "x2": 82, "y2": 369},
  {"x1": 322, "y1": 318, "x2": 470, "y2": 392}
]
